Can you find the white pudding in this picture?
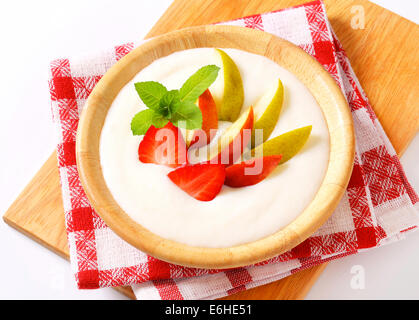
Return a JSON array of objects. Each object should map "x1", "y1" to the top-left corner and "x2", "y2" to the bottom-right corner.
[{"x1": 99, "y1": 48, "x2": 329, "y2": 248}]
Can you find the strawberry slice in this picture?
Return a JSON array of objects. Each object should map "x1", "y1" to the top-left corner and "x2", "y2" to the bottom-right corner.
[
  {"x1": 168, "y1": 163, "x2": 226, "y2": 201},
  {"x1": 138, "y1": 122, "x2": 187, "y2": 168},
  {"x1": 188, "y1": 89, "x2": 218, "y2": 148},
  {"x1": 225, "y1": 155, "x2": 282, "y2": 187}
]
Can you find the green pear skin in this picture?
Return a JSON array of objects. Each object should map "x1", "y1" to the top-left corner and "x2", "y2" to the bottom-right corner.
[
  {"x1": 251, "y1": 78, "x2": 284, "y2": 148},
  {"x1": 216, "y1": 49, "x2": 244, "y2": 122},
  {"x1": 251, "y1": 125, "x2": 312, "y2": 165}
]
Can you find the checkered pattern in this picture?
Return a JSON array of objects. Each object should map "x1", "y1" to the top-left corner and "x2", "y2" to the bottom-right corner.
[{"x1": 48, "y1": 0, "x2": 418, "y2": 299}]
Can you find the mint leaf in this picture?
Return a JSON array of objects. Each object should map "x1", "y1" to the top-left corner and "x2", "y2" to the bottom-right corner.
[
  {"x1": 157, "y1": 90, "x2": 180, "y2": 117},
  {"x1": 151, "y1": 113, "x2": 169, "y2": 128},
  {"x1": 134, "y1": 81, "x2": 167, "y2": 110},
  {"x1": 171, "y1": 101, "x2": 203, "y2": 130},
  {"x1": 179, "y1": 65, "x2": 220, "y2": 103},
  {"x1": 131, "y1": 109, "x2": 155, "y2": 135}
]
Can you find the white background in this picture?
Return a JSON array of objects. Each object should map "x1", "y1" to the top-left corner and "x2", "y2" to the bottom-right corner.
[{"x1": 0, "y1": 0, "x2": 417, "y2": 299}]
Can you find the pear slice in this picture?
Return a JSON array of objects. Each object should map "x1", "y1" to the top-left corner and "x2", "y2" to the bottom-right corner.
[
  {"x1": 208, "y1": 107, "x2": 254, "y2": 166},
  {"x1": 251, "y1": 126, "x2": 312, "y2": 165},
  {"x1": 251, "y1": 78, "x2": 284, "y2": 148},
  {"x1": 211, "y1": 49, "x2": 244, "y2": 122}
]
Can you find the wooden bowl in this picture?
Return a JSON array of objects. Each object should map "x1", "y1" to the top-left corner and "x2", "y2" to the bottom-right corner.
[{"x1": 76, "y1": 25, "x2": 355, "y2": 269}]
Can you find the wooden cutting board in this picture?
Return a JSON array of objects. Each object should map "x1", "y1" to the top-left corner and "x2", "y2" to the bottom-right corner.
[{"x1": 3, "y1": 0, "x2": 418, "y2": 300}]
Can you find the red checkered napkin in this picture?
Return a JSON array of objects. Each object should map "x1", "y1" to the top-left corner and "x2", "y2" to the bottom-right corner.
[{"x1": 49, "y1": 0, "x2": 418, "y2": 299}]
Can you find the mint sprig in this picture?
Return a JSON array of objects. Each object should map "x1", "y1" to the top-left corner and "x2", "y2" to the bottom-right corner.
[
  {"x1": 134, "y1": 81, "x2": 167, "y2": 110},
  {"x1": 179, "y1": 65, "x2": 220, "y2": 103},
  {"x1": 131, "y1": 65, "x2": 220, "y2": 135},
  {"x1": 130, "y1": 109, "x2": 155, "y2": 135},
  {"x1": 171, "y1": 101, "x2": 204, "y2": 130}
]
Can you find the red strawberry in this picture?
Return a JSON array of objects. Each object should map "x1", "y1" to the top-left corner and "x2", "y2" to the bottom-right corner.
[
  {"x1": 225, "y1": 155, "x2": 282, "y2": 187},
  {"x1": 138, "y1": 122, "x2": 187, "y2": 168},
  {"x1": 168, "y1": 163, "x2": 226, "y2": 201},
  {"x1": 188, "y1": 89, "x2": 218, "y2": 148}
]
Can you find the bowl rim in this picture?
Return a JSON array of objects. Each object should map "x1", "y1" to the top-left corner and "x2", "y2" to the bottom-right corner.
[{"x1": 76, "y1": 25, "x2": 355, "y2": 269}]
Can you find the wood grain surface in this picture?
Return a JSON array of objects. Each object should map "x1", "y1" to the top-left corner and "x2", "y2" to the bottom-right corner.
[{"x1": 3, "y1": 0, "x2": 419, "y2": 300}]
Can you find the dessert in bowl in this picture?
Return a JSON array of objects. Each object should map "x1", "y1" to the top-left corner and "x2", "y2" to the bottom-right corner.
[{"x1": 76, "y1": 25, "x2": 354, "y2": 268}]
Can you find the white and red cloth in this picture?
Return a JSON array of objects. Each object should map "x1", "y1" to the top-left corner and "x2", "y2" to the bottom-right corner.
[{"x1": 49, "y1": 0, "x2": 418, "y2": 300}]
